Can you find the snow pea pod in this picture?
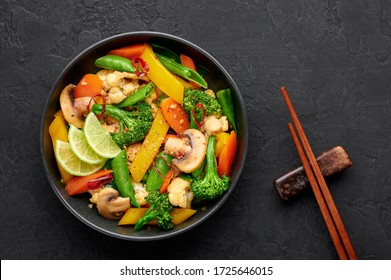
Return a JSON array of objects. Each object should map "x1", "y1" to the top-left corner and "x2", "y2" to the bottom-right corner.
[
  {"x1": 111, "y1": 150, "x2": 140, "y2": 207},
  {"x1": 151, "y1": 43, "x2": 181, "y2": 63},
  {"x1": 117, "y1": 82, "x2": 155, "y2": 108},
  {"x1": 146, "y1": 152, "x2": 173, "y2": 192},
  {"x1": 216, "y1": 88, "x2": 237, "y2": 133},
  {"x1": 155, "y1": 53, "x2": 208, "y2": 88},
  {"x1": 151, "y1": 44, "x2": 209, "y2": 77},
  {"x1": 95, "y1": 54, "x2": 136, "y2": 73}
]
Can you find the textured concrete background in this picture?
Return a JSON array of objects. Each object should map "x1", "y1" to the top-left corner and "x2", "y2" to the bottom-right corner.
[{"x1": 1, "y1": 0, "x2": 391, "y2": 259}]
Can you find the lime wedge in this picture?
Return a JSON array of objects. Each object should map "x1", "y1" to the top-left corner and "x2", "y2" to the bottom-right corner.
[
  {"x1": 54, "y1": 140, "x2": 106, "y2": 176},
  {"x1": 68, "y1": 125, "x2": 106, "y2": 164},
  {"x1": 83, "y1": 112, "x2": 121, "y2": 158}
]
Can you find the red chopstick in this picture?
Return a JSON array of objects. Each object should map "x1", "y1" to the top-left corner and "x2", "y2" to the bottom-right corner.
[{"x1": 281, "y1": 87, "x2": 358, "y2": 260}]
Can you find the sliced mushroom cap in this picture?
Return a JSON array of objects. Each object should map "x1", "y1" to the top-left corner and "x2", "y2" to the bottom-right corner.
[
  {"x1": 74, "y1": 96, "x2": 94, "y2": 118},
  {"x1": 171, "y1": 129, "x2": 207, "y2": 173},
  {"x1": 96, "y1": 188, "x2": 131, "y2": 220},
  {"x1": 59, "y1": 84, "x2": 85, "y2": 129}
]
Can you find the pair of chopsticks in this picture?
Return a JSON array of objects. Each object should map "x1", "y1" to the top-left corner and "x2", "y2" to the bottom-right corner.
[{"x1": 280, "y1": 87, "x2": 358, "y2": 260}]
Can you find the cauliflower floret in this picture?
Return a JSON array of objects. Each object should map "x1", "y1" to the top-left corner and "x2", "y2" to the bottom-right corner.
[
  {"x1": 107, "y1": 87, "x2": 127, "y2": 104},
  {"x1": 132, "y1": 181, "x2": 149, "y2": 206},
  {"x1": 145, "y1": 90, "x2": 158, "y2": 104},
  {"x1": 96, "y1": 69, "x2": 112, "y2": 80},
  {"x1": 121, "y1": 80, "x2": 139, "y2": 95},
  {"x1": 126, "y1": 143, "x2": 142, "y2": 163},
  {"x1": 205, "y1": 89, "x2": 216, "y2": 98},
  {"x1": 167, "y1": 178, "x2": 194, "y2": 209},
  {"x1": 202, "y1": 115, "x2": 229, "y2": 136},
  {"x1": 96, "y1": 70, "x2": 113, "y2": 90},
  {"x1": 106, "y1": 72, "x2": 122, "y2": 88}
]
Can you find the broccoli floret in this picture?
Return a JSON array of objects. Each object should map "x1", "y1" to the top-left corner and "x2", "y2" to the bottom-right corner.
[
  {"x1": 134, "y1": 190, "x2": 174, "y2": 231},
  {"x1": 191, "y1": 135, "x2": 230, "y2": 201},
  {"x1": 182, "y1": 89, "x2": 222, "y2": 116},
  {"x1": 91, "y1": 102, "x2": 153, "y2": 148}
]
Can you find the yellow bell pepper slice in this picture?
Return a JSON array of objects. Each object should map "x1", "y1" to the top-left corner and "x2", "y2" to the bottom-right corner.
[
  {"x1": 129, "y1": 109, "x2": 170, "y2": 182},
  {"x1": 215, "y1": 132, "x2": 230, "y2": 157},
  {"x1": 118, "y1": 208, "x2": 197, "y2": 226},
  {"x1": 49, "y1": 111, "x2": 73, "y2": 183},
  {"x1": 141, "y1": 44, "x2": 184, "y2": 104}
]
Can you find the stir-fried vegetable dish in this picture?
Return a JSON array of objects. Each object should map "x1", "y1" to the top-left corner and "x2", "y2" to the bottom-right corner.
[{"x1": 49, "y1": 43, "x2": 237, "y2": 231}]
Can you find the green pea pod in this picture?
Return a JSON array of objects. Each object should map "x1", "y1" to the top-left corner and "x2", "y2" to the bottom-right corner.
[
  {"x1": 146, "y1": 152, "x2": 173, "y2": 192},
  {"x1": 190, "y1": 112, "x2": 198, "y2": 130},
  {"x1": 151, "y1": 44, "x2": 209, "y2": 76},
  {"x1": 155, "y1": 53, "x2": 208, "y2": 88},
  {"x1": 151, "y1": 43, "x2": 181, "y2": 63},
  {"x1": 111, "y1": 150, "x2": 140, "y2": 207},
  {"x1": 117, "y1": 82, "x2": 155, "y2": 108},
  {"x1": 216, "y1": 88, "x2": 237, "y2": 133},
  {"x1": 95, "y1": 54, "x2": 136, "y2": 73}
]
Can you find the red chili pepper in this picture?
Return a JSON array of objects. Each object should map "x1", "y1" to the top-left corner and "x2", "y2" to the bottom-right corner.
[
  {"x1": 152, "y1": 154, "x2": 173, "y2": 179},
  {"x1": 131, "y1": 57, "x2": 149, "y2": 77},
  {"x1": 65, "y1": 170, "x2": 113, "y2": 196},
  {"x1": 152, "y1": 156, "x2": 165, "y2": 179},
  {"x1": 87, "y1": 173, "x2": 113, "y2": 190},
  {"x1": 192, "y1": 103, "x2": 206, "y2": 129},
  {"x1": 87, "y1": 94, "x2": 107, "y2": 120}
]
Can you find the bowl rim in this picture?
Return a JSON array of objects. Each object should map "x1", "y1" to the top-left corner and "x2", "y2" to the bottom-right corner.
[{"x1": 40, "y1": 31, "x2": 248, "y2": 241}]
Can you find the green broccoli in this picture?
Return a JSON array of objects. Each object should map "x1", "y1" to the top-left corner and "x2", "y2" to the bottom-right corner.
[
  {"x1": 182, "y1": 89, "x2": 222, "y2": 116},
  {"x1": 134, "y1": 190, "x2": 174, "y2": 231},
  {"x1": 91, "y1": 102, "x2": 153, "y2": 148},
  {"x1": 190, "y1": 135, "x2": 231, "y2": 201}
]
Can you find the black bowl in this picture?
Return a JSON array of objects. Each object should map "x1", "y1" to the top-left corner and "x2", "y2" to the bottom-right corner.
[{"x1": 40, "y1": 31, "x2": 248, "y2": 240}]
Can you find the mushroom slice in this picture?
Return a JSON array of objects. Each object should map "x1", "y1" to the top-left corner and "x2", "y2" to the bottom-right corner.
[
  {"x1": 59, "y1": 84, "x2": 85, "y2": 129},
  {"x1": 171, "y1": 129, "x2": 207, "y2": 173},
  {"x1": 96, "y1": 188, "x2": 131, "y2": 220},
  {"x1": 74, "y1": 96, "x2": 94, "y2": 118}
]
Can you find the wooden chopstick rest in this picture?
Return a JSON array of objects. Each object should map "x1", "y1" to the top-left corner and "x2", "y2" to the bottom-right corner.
[{"x1": 273, "y1": 146, "x2": 352, "y2": 200}]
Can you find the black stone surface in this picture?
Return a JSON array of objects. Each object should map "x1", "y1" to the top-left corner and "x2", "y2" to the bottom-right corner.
[{"x1": 1, "y1": 0, "x2": 391, "y2": 260}]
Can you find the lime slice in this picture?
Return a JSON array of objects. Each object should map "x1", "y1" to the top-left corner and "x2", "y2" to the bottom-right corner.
[
  {"x1": 83, "y1": 112, "x2": 121, "y2": 158},
  {"x1": 68, "y1": 125, "x2": 106, "y2": 164},
  {"x1": 54, "y1": 140, "x2": 106, "y2": 176}
]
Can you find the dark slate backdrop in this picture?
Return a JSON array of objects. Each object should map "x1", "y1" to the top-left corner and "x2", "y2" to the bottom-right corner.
[{"x1": 1, "y1": 0, "x2": 391, "y2": 259}]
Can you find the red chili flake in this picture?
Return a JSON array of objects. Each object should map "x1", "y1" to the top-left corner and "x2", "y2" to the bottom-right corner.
[
  {"x1": 131, "y1": 57, "x2": 149, "y2": 77},
  {"x1": 87, "y1": 94, "x2": 107, "y2": 120},
  {"x1": 192, "y1": 103, "x2": 206, "y2": 129},
  {"x1": 87, "y1": 173, "x2": 113, "y2": 190}
]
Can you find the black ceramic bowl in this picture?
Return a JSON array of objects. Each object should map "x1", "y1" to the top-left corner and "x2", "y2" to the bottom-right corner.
[{"x1": 40, "y1": 31, "x2": 248, "y2": 240}]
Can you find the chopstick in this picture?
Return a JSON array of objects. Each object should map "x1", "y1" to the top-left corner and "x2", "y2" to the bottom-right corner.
[{"x1": 280, "y1": 87, "x2": 358, "y2": 260}]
